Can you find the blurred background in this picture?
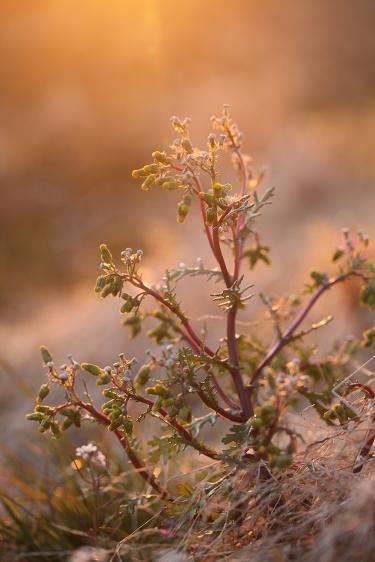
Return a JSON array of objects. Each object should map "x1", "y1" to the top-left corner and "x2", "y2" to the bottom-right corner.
[{"x1": 1, "y1": 0, "x2": 375, "y2": 455}]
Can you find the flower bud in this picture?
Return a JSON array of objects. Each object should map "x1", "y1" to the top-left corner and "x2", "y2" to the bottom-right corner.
[
  {"x1": 198, "y1": 192, "x2": 216, "y2": 206},
  {"x1": 121, "y1": 298, "x2": 135, "y2": 313},
  {"x1": 143, "y1": 164, "x2": 159, "y2": 174},
  {"x1": 122, "y1": 417, "x2": 133, "y2": 434},
  {"x1": 38, "y1": 384, "x2": 50, "y2": 402},
  {"x1": 152, "y1": 151, "x2": 168, "y2": 164},
  {"x1": 103, "y1": 389, "x2": 119, "y2": 399},
  {"x1": 134, "y1": 364, "x2": 151, "y2": 388},
  {"x1": 26, "y1": 412, "x2": 44, "y2": 422},
  {"x1": 213, "y1": 182, "x2": 224, "y2": 198},
  {"x1": 40, "y1": 346, "x2": 53, "y2": 365},
  {"x1": 108, "y1": 418, "x2": 122, "y2": 431},
  {"x1": 131, "y1": 168, "x2": 148, "y2": 178},
  {"x1": 177, "y1": 203, "x2": 189, "y2": 224},
  {"x1": 81, "y1": 363, "x2": 102, "y2": 376},
  {"x1": 141, "y1": 174, "x2": 156, "y2": 191},
  {"x1": 99, "y1": 244, "x2": 113, "y2": 266},
  {"x1": 94, "y1": 275, "x2": 106, "y2": 293},
  {"x1": 161, "y1": 177, "x2": 177, "y2": 191},
  {"x1": 62, "y1": 418, "x2": 73, "y2": 431}
]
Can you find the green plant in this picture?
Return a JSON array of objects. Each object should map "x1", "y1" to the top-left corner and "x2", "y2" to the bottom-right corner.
[
  {"x1": 27, "y1": 107, "x2": 374, "y2": 499},
  {"x1": 0, "y1": 441, "x2": 163, "y2": 561}
]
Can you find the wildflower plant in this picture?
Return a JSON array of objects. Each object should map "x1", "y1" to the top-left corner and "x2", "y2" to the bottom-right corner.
[{"x1": 27, "y1": 107, "x2": 375, "y2": 499}]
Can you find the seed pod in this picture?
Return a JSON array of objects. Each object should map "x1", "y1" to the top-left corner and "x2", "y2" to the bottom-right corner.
[
  {"x1": 40, "y1": 418, "x2": 51, "y2": 431},
  {"x1": 26, "y1": 412, "x2": 44, "y2": 422},
  {"x1": 141, "y1": 174, "x2": 156, "y2": 191},
  {"x1": 198, "y1": 192, "x2": 216, "y2": 206},
  {"x1": 161, "y1": 180, "x2": 177, "y2": 191},
  {"x1": 99, "y1": 244, "x2": 113, "y2": 265},
  {"x1": 154, "y1": 383, "x2": 170, "y2": 398},
  {"x1": 177, "y1": 203, "x2": 189, "y2": 224},
  {"x1": 35, "y1": 405, "x2": 53, "y2": 414},
  {"x1": 109, "y1": 408, "x2": 122, "y2": 420},
  {"x1": 131, "y1": 168, "x2": 148, "y2": 178},
  {"x1": 62, "y1": 418, "x2": 74, "y2": 431},
  {"x1": 110, "y1": 276, "x2": 123, "y2": 296},
  {"x1": 134, "y1": 364, "x2": 151, "y2": 388},
  {"x1": 103, "y1": 389, "x2": 119, "y2": 399},
  {"x1": 213, "y1": 182, "x2": 224, "y2": 198},
  {"x1": 60, "y1": 409, "x2": 75, "y2": 419},
  {"x1": 38, "y1": 384, "x2": 50, "y2": 402},
  {"x1": 152, "y1": 151, "x2": 168, "y2": 164},
  {"x1": 121, "y1": 297, "x2": 135, "y2": 314},
  {"x1": 183, "y1": 194, "x2": 192, "y2": 205},
  {"x1": 205, "y1": 207, "x2": 216, "y2": 226},
  {"x1": 39, "y1": 419, "x2": 51, "y2": 433},
  {"x1": 81, "y1": 363, "x2": 102, "y2": 376},
  {"x1": 94, "y1": 275, "x2": 106, "y2": 293},
  {"x1": 122, "y1": 417, "x2": 133, "y2": 434},
  {"x1": 51, "y1": 422, "x2": 61, "y2": 437},
  {"x1": 108, "y1": 418, "x2": 122, "y2": 431},
  {"x1": 100, "y1": 283, "x2": 115, "y2": 298},
  {"x1": 143, "y1": 164, "x2": 159, "y2": 174},
  {"x1": 40, "y1": 346, "x2": 53, "y2": 365}
]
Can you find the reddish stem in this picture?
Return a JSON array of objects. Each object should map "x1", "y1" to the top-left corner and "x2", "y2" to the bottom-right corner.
[
  {"x1": 132, "y1": 279, "x2": 244, "y2": 420},
  {"x1": 79, "y1": 402, "x2": 168, "y2": 498},
  {"x1": 174, "y1": 324, "x2": 240, "y2": 410},
  {"x1": 250, "y1": 272, "x2": 366, "y2": 388},
  {"x1": 227, "y1": 307, "x2": 253, "y2": 419},
  {"x1": 212, "y1": 224, "x2": 233, "y2": 288},
  {"x1": 126, "y1": 392, "x2": 219, "y2": 460}
]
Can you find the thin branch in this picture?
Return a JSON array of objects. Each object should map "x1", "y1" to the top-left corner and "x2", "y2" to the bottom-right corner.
[
  {"x1": 79, "y1": 402, "x2": 168, "y2": 498},
  {"x1": 227, "y1": 306, "x2": 253, "y2": 419},
  {"x1": 125, "y1": 392, "x2": 219, "y2": 460},
  {"x1": 250, "y1": 272, "x2": 367, "y2": 388}
]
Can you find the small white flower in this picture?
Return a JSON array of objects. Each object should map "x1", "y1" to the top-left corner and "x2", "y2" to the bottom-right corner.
[{"x1": 75, "y1": 443, "x2": 106, "y2": 468}]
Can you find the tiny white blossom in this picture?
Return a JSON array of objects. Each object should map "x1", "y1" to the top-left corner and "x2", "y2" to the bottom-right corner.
[{"x1": 76, "y1": 443, "x2": 106, "y2": 468}]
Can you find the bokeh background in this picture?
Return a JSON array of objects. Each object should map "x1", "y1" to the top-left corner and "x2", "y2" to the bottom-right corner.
[{"x1": 1, "y1": 0, "x2": 375, "y2": 455}]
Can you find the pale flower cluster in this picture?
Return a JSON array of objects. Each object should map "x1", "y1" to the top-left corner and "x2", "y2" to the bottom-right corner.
[{"x1": 75, "y1": 443, "x2": 106, "y2": 468}]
